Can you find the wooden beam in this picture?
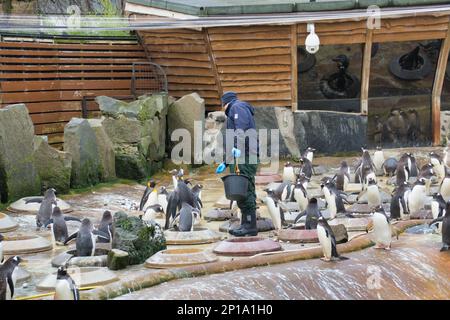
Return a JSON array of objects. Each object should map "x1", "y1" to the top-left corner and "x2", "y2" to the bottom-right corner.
[
  {"x1": 432, "y1": 19, "x2": 450, "y2": 146},
  {"x1": 291, "y1": 24, "x2": 298, "y2": 112},
  {"x1": 360, "y1": 28, "x2": 373, "y2": 116},
  {"x1": 203, "y1": 28, "x2": 223, "y2": 99}
]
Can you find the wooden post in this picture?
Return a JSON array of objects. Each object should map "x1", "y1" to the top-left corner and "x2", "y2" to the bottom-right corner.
[
  {"x1": 431, "y1": 20, "x2": 450, "y2": 146},
  {"x1": 291, "y1": 24, "x2": 298, "y2": 112},
  {"x1": 203, "y1": 28, "x2": 223, "y2": 99},
  {"x1": 360, "y1": 28, "x2": 373, "y2": 116}
]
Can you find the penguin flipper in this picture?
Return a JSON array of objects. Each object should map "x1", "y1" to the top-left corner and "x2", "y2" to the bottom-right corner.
[
  {"x1": 294, "y1": 210, "x2": 306, "y2": 224},
  {"x1": 63, "y1": 216, "x2": 82, "y2": 223},
  {"x1": 139, "y1": 187, "x2": 151, "y2": 211},
  {"x1": 93, "y1": 230, "x2": 110, "y2": 241},
  {"x1": 43, "y1": 218, "x2": 54, "y2": 228},
  {"x1": 7, "y1": 275, "x2": 14, "y2": 298},
  {"x1": 429, "y1": 216, "x2": 444, "y2": 227},
  {"x1": 64, "y1": 232, "x2": 78, "y2": 245},
  {"x1": 338, "y1": 255, "x2": 349, "y2": 260},
  {"x1": 25, "y1": 197, "x2": 43, "y2": 204}
]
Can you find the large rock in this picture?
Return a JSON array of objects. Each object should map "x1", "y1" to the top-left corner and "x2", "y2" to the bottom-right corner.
[
  {"x1": 33, "y1": 136, "x2": 72, "y2": 194},
  {"x1": 64, "y1": 118, "x2": 101, "y2": 188},
  {"x1": 87, "y1": 119, "x2": 116, "y2": 181},
  {"x1": 0, "y1": 104, "x2": 40, "y2": 202},
  {"x1": 102, "y1": 117, "x2": 142, "y2": 144},
  {"x1": 168, "y1": 93, "x2": 205, "y2": 164},
  {"x1": 112, "y1": 211, "x2": 166, "y2": 265}
]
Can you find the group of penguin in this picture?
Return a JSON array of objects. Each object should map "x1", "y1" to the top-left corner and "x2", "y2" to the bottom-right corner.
[{"x1": 265, "y1": 146, "x2": 450, "y2": 262}]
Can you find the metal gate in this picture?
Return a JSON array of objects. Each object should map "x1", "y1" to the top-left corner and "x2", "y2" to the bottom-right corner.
[{"x1": 131, "y1": 62, "x2": 168, "y2": 98}]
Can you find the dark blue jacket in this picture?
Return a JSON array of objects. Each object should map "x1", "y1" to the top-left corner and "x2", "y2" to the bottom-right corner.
[{"x1": 224, "y1": 99, "x2": 258, "y2": 164}]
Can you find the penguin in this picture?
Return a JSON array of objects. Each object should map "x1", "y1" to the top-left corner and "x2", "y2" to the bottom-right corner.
[
  {"x1": 191, "y1": 184, "x2": 204, "y2": 212},
  {"x1": 430, "y1": 151, "x2": 445, "y2": 181},
  {"x1": 0, "y1": 234, "x2": 3, "y2": 264},
  {"x1": 294, "y1": 197, "x2": 321, "y2": 229},
  {"x1": 439, "y1": 167, "x2": 450, "y2": 201},
  {"x1": 54, "y1": 266, "x2": 79, "y2": 300},
  {"x1": 407, "y1": 153, "x2": 419, "y2": 177},
  {"x1": 64, "y1": 219, "x2": 110, "y2": 257},
  {"x1": 390, "y1": 181, "x2": 410, "y2": 220},
  {"x1": 321, "y1": 179, "x2": 347, "y2": 220},
  {"x1": 356, "y1": 147, "x2": 376, "y2": 189},
  {"x1": 299, "y1": 157, "x2": 313, "y2": 180},
  {"x1": 444, "y1": 146, "x2": 450, "y2": 168},
  {"x1": 275, "y1": 181, "x2": 293, "y2": 202},
  {"x1": 419, "y1": 163, "x2": 435, "y2": 195},
  {"x1": 431, "y1": 193, "x2": 446, "y2": 234},
  {"x1": 357, "y1": 178, "x2": 381, "y2": 209},
  {"x1": 142, "y1": 204, "x2": 165, "y2": 222},
  {"x1": 171, "y1": 203, "x2": 199, "y2": 232},
  {"x1": 370, "y1": 206, "x2": 393, "y2": 250},
  {"x1": 405, "y1": 177, "x2": 427, "y2": 217},
  {"x1": 316, "y1": 216, "x2": 348, "y2": 262},
  {"x1": 396, "y1": 163, "x2": 409, "y2": 186},
  {"x1": 296, "y1": 172, "x2": 310, "y2": 190},
  {"x1": 170, "y1": 168, "x2": 184, "y2": 189},
  {"x1": 382, "y1": 157, "x2": 398, "y2": 177},
  {"x1": 31, "y1": 188, "x2": 57, "y2": 228},
  {"x1": 335, "y1": 161, "x2": 350, "y2": 191},
  {"x1": 44, "y1": 207, "x2": 81, "y2": 245},
  {"x1": 429, "y1": 201, "x2": 450, "y2": 251},
  {"x1": 165, "y1": 179, "x2": 198, "y2": 229},
  {"x1": 373, "y1": 146, "x2": 385, "y2": 175},
  {"x1": 303, "y1": 147, "x2": 316, "y2": 163},
  {"x1": 265, "y1": 189, "x2": 284, "y2": 231},
  {"x1": 283, "y1": 162, "x2": 296, "y2": 183},
  {"x1": 139, "y1": 180, "x2": 157, "y2": 212},
  {"x1": 293, "y1": 178, "x2": 308, "y2": 213},
  {"x1": 157, "y1": 186, "x2": 169, "y2": 214},
  {"x1": 97, "y1": 210, "x2": 113, "y2": 244},
  {"x1": 0, "y1": 256, "x2": 22, "y2": 300}
]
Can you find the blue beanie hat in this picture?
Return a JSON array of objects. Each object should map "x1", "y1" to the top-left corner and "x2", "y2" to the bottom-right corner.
[{"x1": 221, "y1": 91, "x2": 237, "y2": 106}]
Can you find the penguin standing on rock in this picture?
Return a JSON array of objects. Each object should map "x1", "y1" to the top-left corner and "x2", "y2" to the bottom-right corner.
[
  {"x1": 283, "y1": 162, "x2": 296, "y2": 183},
  {"x1": 406, "y1": 177, "x2": 427, "y2": 217},
  {"x1": 396, "y1": 163, "x2": 409, "y2": 186},
  {"x1": 373, "y1": 147, "x2": 385, "y2": 175},
  {"x1": 139, "y1": 180, "x2": 157, "y2": 212},
  {"x1": 165, "y1": 180, "x2": 198, "y2": 230},
  {"x1": 293, "y1": 178, "x2": 308, "y2": 212},
  {"x1": 157, "y1": 186, "x2": 169, "y2": 214},
  {"x1": 97, "y1": 210, "x2": 114, "y2": 244},
  {"x1": 321, "y1": 179, "x2": 348, "y2": 220},
  {"x1": 171, "y1": 203, "x2": 200, "y2": 232},
  {"x1": 264, "y1": 189, "x2": 284, "y2": 231},
  {"x1": 63, "y1": 219, "x2": 110, "y2": 257},
  {"x1": 407, "y1": 153, "x2": 419, "y2": 177},
  {"x1": 357, "y1": 178, "x2": 381, "y2": 209},
  {"x1": 28, "y1": 188, "x2": 57, "y2": 229},
  {"x1": 431, "y1": 193, "x2": 446, "y2": 234},
  {"x1": 335, "y1": 161, "x2": 350, "y2": 192},
  {"x1": 303, "y1": 147, "x2": 316, "y2": 163},
  {"x1": 299, "y1": 157, "x2": 314, "y2": 180},
  {"x1": 294, "y1": 197, "x2": 321, "y2": 229},
  {"x1": 44, "y1": 207, "x2": 81, "y2": 245},
  {"x1": 369, "y1": 206, "x2": 394, "y2": 250},
  {"x1": 382, "y1": 157, "x2": 398, "y2": 177},
  {"x1": 317, "y1": 216, "x2": 349, "y2": 262},
  {"x1": 430, "y1": 152, "x2": 445, "y2": 182},
  {"x1": 429, "y1": 201, "x2": 450, "y2": 251},
  {"x1": 0, "y1": 256, "x2": 22, "y2": 300},
  {"x1": 54, "y1": 266, "x2": 79, "y2": 300},
  {"x1": 390, "y1": 181, "x2": 410, "y2": 220},
  {"x1": 419, "y1": 163, "x2": 435, "y2": 195},
  {"x1": 439, "y1": 167, "x2": 450, "y2": 201}
]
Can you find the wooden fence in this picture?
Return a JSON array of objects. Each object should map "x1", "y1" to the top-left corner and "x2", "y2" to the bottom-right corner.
[{"x1": 0, "y1": 35, "x2": 148, "y2": 148}]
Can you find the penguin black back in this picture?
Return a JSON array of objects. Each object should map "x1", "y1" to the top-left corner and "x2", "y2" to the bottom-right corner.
[{"x1": 0, "y1": 256, "x2": 22, "y2": 300}]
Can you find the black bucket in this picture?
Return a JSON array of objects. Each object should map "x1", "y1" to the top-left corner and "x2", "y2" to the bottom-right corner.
[{"x1": 221, "y1": 174, "x2": 250, "y2": 201}]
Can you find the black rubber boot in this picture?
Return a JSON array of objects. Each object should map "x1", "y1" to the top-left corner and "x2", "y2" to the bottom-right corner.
[
  {"x1": 230, "y1": 211, "x2": 257, "y2": 237},
  {"x1": 228, "y1": 211, "x2": 247, "y2": 235}
]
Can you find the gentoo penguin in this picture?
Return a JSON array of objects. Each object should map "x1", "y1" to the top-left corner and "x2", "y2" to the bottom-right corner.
[
  {"x1": 171, "y1": 203, "x2": 199, "y2": 232},
  {"x1": 382, "y1": 157, "x2": 398, "y2": 177},
  {"x1": 294, "y1": 197, "x2": 321, "y2": 229},
  {"x1": 296, "y1": 172, "x2": 310, "y2": 190},
  {"x1": 157, "y1": 186, "x2": 169, "y2": 214},
  {"x1": 317, "y1": 216, "x2": 348, "y2": 262},
  {"x1": 370, "y1": 206, "x2": 393, "y2": 250},
  {"x1": 0, "y1": 234, "x2": 3, "y2": 264},
  {"x1": 142, "y1": 204, "x2": 165, "y2": 222},
  {"x1": 165, "y1": 179, "x2": 197, "y2": 229},
  {"x1": 44, "y1": 206, "x2": 81, "y2": 245},
  {"x1": 191, "y1": 184, "x2": 204, "y2": 212},
  {"x1": 265, "y1": 189, "x2": 284, "y2": 230},
  {"x1": 390, "y1": 181, "x2": 410, "y2": 220},
  {"x1": 439, "y1": 167, "x2": 450, "y2": 201},
  {"x1": 405, "y1": 177, "x2": 427, "y2": 217},
  {"x1": 321, "y1": 179, "x2": 347, "y2": 220},
  {"x1": 429, "y1": 201, "x2": 450, "y2": 251},
  {"x1": 97, "y1": 210, "x2": 113, "y2": 244},
  {"x1": 373, "y1": 146, "x2": 385, "y2": 175},
  {"x1": 335, "y1": 161, "x2": 350, "y2": 192},
  {"x1": 283, "y1": 162, "x2": 296, "y2": 183},
  {"x1": 64, "y1": 219, "x2": 110, "y2": 257},
  {"x1": 444, "y1": 146, "x2": 450, "y2": 168},
  {"x1": 299, "y1": 157, "x2": 313, "y2": 180},
  {"x1": 430, "y1": 152, "x2": 445, "y2": 181},
  {"x1": 30, "y1": 188, "x2": 57, "y2": 228},
  {"x1": 419, "y1": 163, "x2": 435, "y2": 195},
  {"x1": 357, "y1": 178, "x2": 381, "y2": 209},
  {"x1": 396, "y1": 163, "x2": 409, "y2": 186},
  {"x1": 303, "y1": 147, "x2": 316, "y2": 163},
  {"x1": 293, "y1": 178, "x2": 308, "y2": 213},
  {"x1": 139, "y1": 180, "x2": 157, "y2": 212},
  {"x1": 54, "y1": 267, "x2": 79, "y2": 300},
  {"x1": 275, "y1": 181, "x2": 293, "y2": 202},
  {"x1": 0, "y1": 256, "x2": 22, "y2": 300},
  {"x1": 431, "y1": 193, "x2": 446, "y2": 234},
  {"x1": 407, "y1": 153, "x2": 419, "y2": 177},
  {"x1": 170, "y1": 168, "x2": 184, "y2": 189}
]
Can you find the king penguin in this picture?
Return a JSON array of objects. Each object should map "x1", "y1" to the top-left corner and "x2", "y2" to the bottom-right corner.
[
  {"x1": 0, "y1": 256, "x2": 22, "y2": 300},
  {"x1": 370, "y1": 206, "x2": 393, "y2": 250},
  {"x1": 283, "y1": 162, "x2": 296, "y2": 183},
  {"x1": 139, "y1": 180, "x2": 158, "y2": 212},
  {"x1": 317, "y1": 216, "x2": 349, "y2": 262},
  {"x1": 54, "y1": 266, "x2": 80, "y2": 300},
  {"x1": 429, "y1": 201, "x2": 450, "y2": 251}
]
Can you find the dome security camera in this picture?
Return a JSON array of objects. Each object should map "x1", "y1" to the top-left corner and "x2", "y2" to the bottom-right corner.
[{"x1": 305, "y1": 23, "x2": 320, "y2": 54}]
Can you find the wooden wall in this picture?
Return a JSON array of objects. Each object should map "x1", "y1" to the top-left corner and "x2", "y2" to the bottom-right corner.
[{"x1": 0, "y1": 39, "x2": 148, "y2": 147}]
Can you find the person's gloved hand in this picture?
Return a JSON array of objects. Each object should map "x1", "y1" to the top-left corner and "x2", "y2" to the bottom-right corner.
[
  {"x1": 216, "y1": 162, "x2": 226, "y2": 174},
  {"x1": 232, "y1": 147, "x2": 241, "y2": 158}
]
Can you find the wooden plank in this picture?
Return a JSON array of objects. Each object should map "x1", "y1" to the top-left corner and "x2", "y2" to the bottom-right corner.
[
  {"x1": 0, "y1": 49, "x2": 146, "y2": 58},
  {"x1": 360, "y1": 28, "x2": 373, "y2": 116},
  {"x1": 232, "y1": 92, "x2": 291, "y2": 101},
  {"x1": 0, "y1": 72, "x2": 134, "y2": 79},
  {"x1": 167, "y1": 76, "x2": 217, "y2": 84},
  {"x1": 1, "y1": 79, "x2": 131, "y2": 92},
  {"x1": 298, "y1": 34, "x2": 366, "y2": 45},
  {"x1": 221, "y1": 84, "x2": 291, "y2": 93},
  {"x1": 220, "y1": 73, "x2": 291, "y2": 81},
  {"x1": 35, "y1": 122, "x2": 67, "y2": 135},
  {"x1": 30, "y1": 111, "x2": 81, "y2": 124},
  {"x1": 213, "y1": 47, "x2": 290, "y2": 58},
  {"x1": 0, "y1": 65, "x2": 136, "y2": 72},
  {"x1": 217, "y1": 65, "x2": 290, "y2": 73},
  {"x1": 291, "y1": 24, "x2": 298, "y2": 112},
  {"x1": 47, "y1": 133, "x2": 64, "y2": 145},
  {"x1": 432, "y1": 20, "x2": 450, "y2": 145},
  {"x1": 373, "y1": 31, "x2": 447, "y2": 42},
  {"x1": 208, "y1": 26, "x2": 287, "y2": 34},
  {"x1": 168, "y1": 83, "x2": 218, "y2": 91},
  {"x1": 150, "y1": 58, "x2": 212, "y2": 68},
  {"x1": 215, "y1": 55, "x2": 291, "y2": 66},
  {"x1": 251, "y1": 100, "x2": 291, "y2": 107},
  {"x1": 208, "y1": 31, "x2": 290, "y2": 41},
  {"x1": 221, "y1": 80, "x2": 291, "y2": 86},
  {"x1": 0, "y1": 57, "x2": 147, "y2": 64},
  {"x1": 164, "y1": 67, "x2": 215, "y2": 77},
  {"x1": 140, "y1": 32, "x2": 204, "y2": 40},
  {"x1": 144, "y1": 43, "x2": 207, "y2": 53},
  {"x1": 0, "y1": 42, "x2": 142, "y2": 51},
  {"x1": 211, "y1": 39, "x2": 290, "y2": 51},
  {"x1": 204, "y1": 28, "x2": 223, "y2": 100},
  {"x1": 2, "y1": 89, "x2": 131, "y2": 103},
  {"x1": 168, "y1": 90, "x2": 219, "y2": 99},
  {"x1": 25, "y1": 101, "x2": 81, "y2": 114},
  {"x1": 147, "y1": 51, "x2": 210, "y2": 61}
]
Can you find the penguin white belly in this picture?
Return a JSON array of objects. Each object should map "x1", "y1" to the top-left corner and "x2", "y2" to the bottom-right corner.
[
  {"x1": 266, "y1": 198, "x2": 281, "y2": 230},
  {"x1": 317, "y1": 225, "x2": 332, "y2": 260},
  {"x1": 302, "y1": 181, "x2": 308, "y2": 190},
  {"x1": 157, "y1": 195, "x2": 168, "y2": 215},
  {"x1": 408, "y1": 187, "x2": 425, "y2": 216},
  {"x1": 90, "y1": 233, "x2": 96, "y2": 256},
  {"x1": 172, "y1": 176, "x2": 178, "y2": 189},
  {"x1": 143, "y1": 192, "x2": 158, "y2": 212},
  {"x1": 373, "y1": 152, "x2": 384, "y2": 172},
  {"x1": 283, "y1": 167, "x2": 295, "y2": 183},
  {"x1": 294, "y1": 189, "x2": 308, "y2": 212},
  {"x1": 425, "y1": 179, "x2": 432, "y2": 195},
  {"x1": 431, "y1": 201, "x2": 440, "y2": 219},
  {"x1": 372, "y1": 213, "x2": 391, "y2": 247},
  {"x1": 306, "y1": 152, "x2": 313, "y2": 163},
  {"x1": 440, "y1": 179, "x2": 450, "y2": 201},
  {"x1": 400, "y1": 191, "x2": 409, "y2": 220},
  {"x1": 343, "y1": 175, "x2": 349, "y2": 192},
  {"x1": 328, "y1": 195, "x2": 337, "y2": 219},
  {"x1": 367, "y1": 186, "x2": 381, "y2": 208},
  {"x1": 54, "y1": 280, "x2": 75, "y2": 300}
]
